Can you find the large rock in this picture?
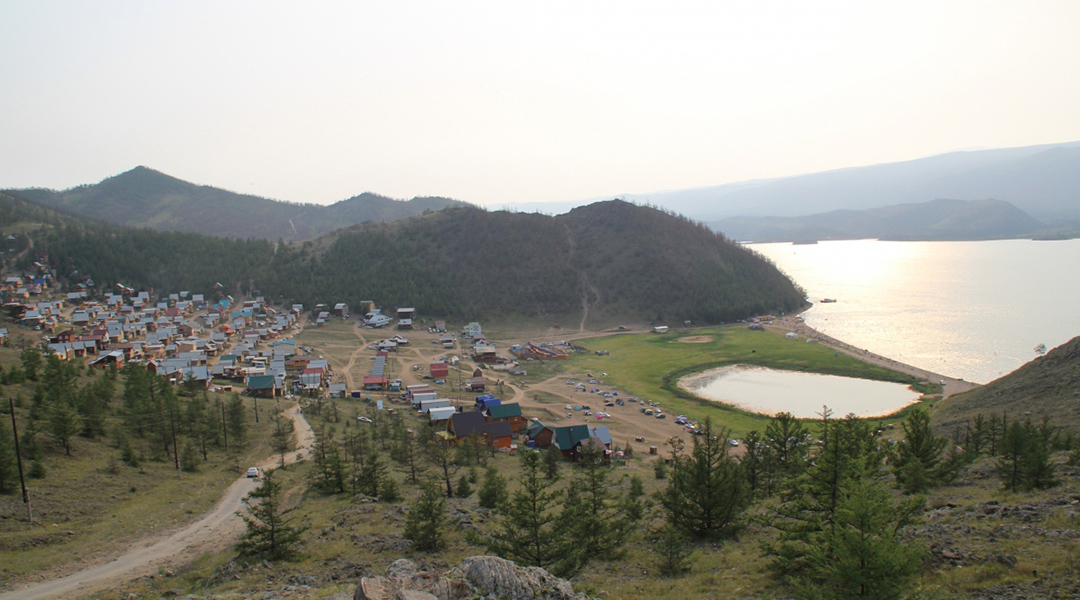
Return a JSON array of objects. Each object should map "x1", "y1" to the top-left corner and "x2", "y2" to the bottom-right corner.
[{"x1": 354, "y1": 556, "x2": 589, "y2": 600}]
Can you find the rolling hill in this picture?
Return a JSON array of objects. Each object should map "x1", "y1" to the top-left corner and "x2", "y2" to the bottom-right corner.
[
  {"x1": 25, "y1": 201, "x2": 808, "y2": 326},
  {"x1": 933, "y1": 336, "x2": 1080, "y2": 434},
  {"x1": 714, "y1": 198, "x2": 1051, "y2": 243},
  {"x1": 4, "y1": 166, "x2": 470, "y2": 241}
]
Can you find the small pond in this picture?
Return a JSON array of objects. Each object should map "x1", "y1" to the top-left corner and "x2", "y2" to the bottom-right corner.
[{"x1": 678, "y1": 365, "x2": 921, "y2": 419}]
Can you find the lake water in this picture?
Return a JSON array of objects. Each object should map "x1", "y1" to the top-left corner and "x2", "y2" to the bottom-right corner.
[
  {"x1": 680, "y1": 365, "x2": 921, "y2": 418},
  {"x1": 749, "y1": 239, "x2": 1080, "y2": 384}
]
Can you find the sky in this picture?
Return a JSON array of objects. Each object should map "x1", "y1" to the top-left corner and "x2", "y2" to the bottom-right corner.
[{"x1": 2, "y1": 1, "x2": 1079, "y2": 207}]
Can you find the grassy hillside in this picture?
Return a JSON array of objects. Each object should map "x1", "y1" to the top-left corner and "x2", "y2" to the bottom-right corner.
[
  {"x1": 4, "y1": 167, "x2": 470, "y2": 241},
  {"x1": 933, "y1": 336, "x2": 1080, "y2": 434}
]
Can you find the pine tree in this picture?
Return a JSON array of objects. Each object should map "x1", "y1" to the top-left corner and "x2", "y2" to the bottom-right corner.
[
  {"x1": 455, "y1": 474, "x2": 473, "y2": 498},
  {"x1": 798, "y1": 472, "x2": 925, "y2": 600},
  {"x1": 271, "y1": 416, "x2": 295, "y2": 468},
  {"x1": 48, "y1": 401, "x2": 82, "y2": 456},
  {"x1": 542, "y1": 444, "x2": 562, "y2": 480},
  {"x1": 478, "y1": 464, "x2": 508, "y2": 509},
  {"x1": 236, "y1": 469, "x2": 306, "y2": 560},
  {"x1": 659, "y1": 418, "x2": 747, "y2": 539},
  {"x1": 892, "y1": 408, "x2": 955, "y2": 493},
  {"x1": 425, "y1": 437, "x2": 460, "y2": 497},
  {"x1": 654, "y1": 523, "x2": 694, "y2": 578},
  {"x1": 403, "y1": 478, "x2": 447, "y2": 552},
  {"x1": 20, "y1": 348, "x2": 41, "y2": 381},
  {"x1": 226, "y1": 393, "x2": 248, "y2": 452},
  {"x1": 472, "y1": 449, "x2": 566, "y2": 571},
  {"x1": 180, "y1": 440, "x2": 200, "y2": 472}
]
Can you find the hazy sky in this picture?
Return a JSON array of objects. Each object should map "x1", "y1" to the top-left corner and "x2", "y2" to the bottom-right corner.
[{"x1": 3, "y1": 1, "x2": 1079, "y2": 206}]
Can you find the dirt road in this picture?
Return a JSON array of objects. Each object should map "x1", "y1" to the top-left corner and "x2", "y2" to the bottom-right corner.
[{"x1": 0, "y1": 406, "x2": 314, "y2": 600}]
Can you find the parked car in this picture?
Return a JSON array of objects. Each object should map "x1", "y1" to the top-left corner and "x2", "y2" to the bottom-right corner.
[
  {"x1": 246, "y1": 467, "x2": 260, "y2": 478},
  {"x1": 357, "y1": 416, "x2": 373, "y2": 423}
]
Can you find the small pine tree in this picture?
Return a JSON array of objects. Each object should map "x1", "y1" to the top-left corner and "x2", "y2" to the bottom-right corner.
[
  {"x1": 455, "y1": 475, "x2": 473, "y2": 498},
  {"x1": 378, "y1": 474, "x2": 401, "y2": 502},
  {"x1": 403, "y1": 478, "x2": 447, "y2": 552},
  {"x1": 542, "y1": 444, "x2": 562, "y2": 480},
  {"x1": 653, "y1": 459, "x2": 667, "y2": 480},
  {"x1": 180, "y1": 440, "x2": 200, "y2": 472},
  {"x1": 478, "y1": 464, "x2": 508, "y2": 509},
  {"x1": 236, "y1": 469, "x2": 306, "y2": 560},
  {"x1": 655, "y1": 523, "x2": 694, "y2": 577}
]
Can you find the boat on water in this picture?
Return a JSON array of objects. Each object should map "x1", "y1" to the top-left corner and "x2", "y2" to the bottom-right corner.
[{"x1": 820, "y1": 298, "x2": 837, "y2": 303}]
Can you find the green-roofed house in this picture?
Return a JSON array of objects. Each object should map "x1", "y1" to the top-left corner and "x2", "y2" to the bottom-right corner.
[
  {"x1": 554, "y1": 425, "x2": 591, "y2": 459},
  {"x1": 486, "y1": 402, "x2": 527, "y2": 433},
  {"x1": 246, "y1": 374, "x2": 280, "y2": 398}
]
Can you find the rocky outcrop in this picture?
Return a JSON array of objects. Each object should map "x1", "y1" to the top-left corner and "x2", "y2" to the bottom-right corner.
[{"x1": 354, "y1": 556, "x2": 591, "y2": 600}]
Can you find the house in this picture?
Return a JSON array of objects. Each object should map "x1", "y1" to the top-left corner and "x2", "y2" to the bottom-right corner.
[
  {"x1": 396, "y1": 307, "x2": 416, "y2": 320},
  {"x1": 463, "y1": 322, "x2": 482, "y2": 338},
  {"x1": 429, "y1": 406, "x2": 456, "y2": 422},
  {"x1": 466, "y1": 376, "x2": 486, "y2": 392},
  {"x1": 474, "y1": 394, "x2": 501, "y2": 412},
  {"x1": 430, "y1": 362, "x2": 449, "y2": 379},
  {"x1": 397, "y1": 318, "x2": 413, "y2": 330},
  {"x1": 554, "y1": 425, "x2": 592, "y2": 459},
  {"x1": 652, "y1": 326, "x2": 669, "y2": 334},
  {"x1": 333, "y1": 303, "x2": 349, "y2": 317},
  {"x1": 486, "y1": 402, "x2": 527, "y2": 433},
  {"x1": 363, "y1": 375, "x2": 388, "y2": 390},
  {"x1": 447, "y1": 411, "x2": 513, "y2": 448},
  {"x1": 246, "y1": 374, "x2": 281, "y2": 397}
]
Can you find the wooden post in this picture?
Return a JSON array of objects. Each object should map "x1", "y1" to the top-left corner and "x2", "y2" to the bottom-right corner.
[{"x1": 9, "y1": 397, "x2": 32, "y2": 522}]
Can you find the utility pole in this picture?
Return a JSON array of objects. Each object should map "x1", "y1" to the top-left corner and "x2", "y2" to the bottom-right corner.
[
  {"x1": 253, "y1": 395, "x2": 259, "y2": 424},
  {"x1": 220, "y1": 400, "x2": 229, "y2": 450},
  {"x1": 9, "y1": 397, "x2": 32, "y2": 522},
  {"x1": 169, "y1": 405, "x2": 180, "y2": 472}
]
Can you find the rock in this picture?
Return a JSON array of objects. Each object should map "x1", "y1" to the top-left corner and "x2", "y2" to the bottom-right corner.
[
  {"x1": 354, "y1": 556, "x2": 589, "y2": 600},
  {"x1": 163, "y1": 590, "x2": 186, "y2": 597},
  {"x1": 386, "y1": 559, "x2": 419, "y2": 579},
  {"x1": 395, "y1": 591, "x2": 438, "y2": 600}
]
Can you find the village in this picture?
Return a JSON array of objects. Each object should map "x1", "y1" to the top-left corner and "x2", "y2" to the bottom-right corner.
[{"x1": 0, "y1": 271, "x2": 698, "y2": 466}]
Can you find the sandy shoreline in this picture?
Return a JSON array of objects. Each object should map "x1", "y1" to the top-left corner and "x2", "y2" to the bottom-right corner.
[{"x1": 769, "y1": 316, "x2": 979, "y2": 399}]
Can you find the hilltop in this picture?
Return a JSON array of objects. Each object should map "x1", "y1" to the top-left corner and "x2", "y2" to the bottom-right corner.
[
  {"x1": 19, "y1": 200, "x2": 806, "y2": 327},
  {"x1": 933, "y1": 336, "x2": 1080, "y2": 434},
  {"x1": 3, "y1": 166, "x2": 470, "y2": 241}
]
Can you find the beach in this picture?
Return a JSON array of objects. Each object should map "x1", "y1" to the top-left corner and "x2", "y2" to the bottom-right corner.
[{"x1": 771, "y1": 316, "x2": 979, "y2": 399}]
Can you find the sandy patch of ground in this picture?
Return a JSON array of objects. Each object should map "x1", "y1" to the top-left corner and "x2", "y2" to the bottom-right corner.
[{"x1": 674, "y1": 335, "x2": 714, "y2": 344}]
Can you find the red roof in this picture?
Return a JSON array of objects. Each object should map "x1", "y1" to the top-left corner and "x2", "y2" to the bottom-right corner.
[
  {"x1": 302, "y1": 367, "x2": 324, "y2": 374},
  {"x1": 430, "y1": 363, "x2": 449, "y2": 376},
  {"x1": 363, "y1": 376, "x2": 388, "y2": 384}
]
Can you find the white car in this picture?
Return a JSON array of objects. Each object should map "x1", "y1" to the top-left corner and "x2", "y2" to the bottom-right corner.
[
  {"x1": 246, "y1": 467, "x2": 260, "y2": 478},
  {"x1": 357, "y1": 416, "x2": 373, "y2": 423}
]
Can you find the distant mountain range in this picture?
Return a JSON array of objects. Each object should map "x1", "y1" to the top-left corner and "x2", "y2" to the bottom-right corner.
[
  {"x1": 506, "y1": 141, "x2": 1080, "y2": 242},
  {"x1": 3, "y1": 166, "x2": 470, "y2": 241},
  {"x1": 716, "y1": 198, "x2": 1055, "y2": 243}
]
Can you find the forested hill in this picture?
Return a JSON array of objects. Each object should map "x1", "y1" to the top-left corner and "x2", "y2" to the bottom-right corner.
[
  {"x1": 933, "y1": 336, "x2": 1080, "y2": 434},
  {"x1": 4, "y1": 166, "x2": 470, "y2": 241},
  {"x1": 24, "y1": 201, "x2": 807, "y2": 326}
]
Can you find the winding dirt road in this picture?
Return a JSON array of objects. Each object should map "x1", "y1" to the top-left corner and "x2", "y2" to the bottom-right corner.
[{"x1": 0, "y1": 406, "x2": 315, "y2": 600}]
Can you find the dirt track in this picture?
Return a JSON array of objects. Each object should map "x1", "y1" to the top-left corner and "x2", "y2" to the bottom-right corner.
[{"x1": 0, "y1": 406, "x2": 315, "y2": 600}]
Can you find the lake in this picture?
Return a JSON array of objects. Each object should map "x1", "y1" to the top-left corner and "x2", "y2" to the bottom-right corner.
[
  {"x1": 680, "y1": 365, "x2": 921, "y2": 418},
  {"x1": 750, "y1": 239, "x2": 1080, "y2": 384}
]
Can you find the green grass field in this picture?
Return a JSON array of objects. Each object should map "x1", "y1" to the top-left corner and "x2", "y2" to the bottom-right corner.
[{"x1": 568, "y1": 326, "x2": 927, "y2": 435}]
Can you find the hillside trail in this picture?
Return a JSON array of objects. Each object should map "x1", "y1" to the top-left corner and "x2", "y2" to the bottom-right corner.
[
  {"x1": 0, "y1": 406, "x2": 315, "y2": 600},
  {"x1": 561, "y1": 223, "x2": 600, "y2": 333}
]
